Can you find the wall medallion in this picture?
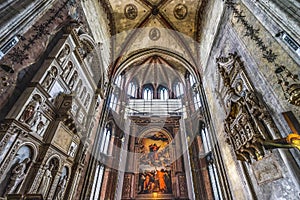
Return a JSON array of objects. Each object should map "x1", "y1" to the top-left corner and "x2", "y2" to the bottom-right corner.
[
  {"x1": 174, "y1": 4, "x2": 188, "y2": 20},
  {"x1": 149, "y1": 28, "x2": 160, "y2": 41},
  {"x1": 124, "y1": 4, "x2": 138, "y2": 20}
]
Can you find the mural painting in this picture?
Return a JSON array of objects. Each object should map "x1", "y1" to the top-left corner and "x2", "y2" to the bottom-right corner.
[{"x1": 138, "y1": 132, "x2": 172, "y2": 194}]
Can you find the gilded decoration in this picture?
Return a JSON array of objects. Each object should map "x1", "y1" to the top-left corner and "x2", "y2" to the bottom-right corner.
[
  {"x1": 173, "y1": 4, "x2": 188, "y2": 20},
  {"x1": 124, "y1": 4, "x2": 138, "y2": 20},
  {"x1": 217, "y1": 52, "x2": 280, "y2": 163}
]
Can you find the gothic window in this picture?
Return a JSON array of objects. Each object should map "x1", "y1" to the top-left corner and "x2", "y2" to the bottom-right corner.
[
  {"x1": 99, "y1": 124, "x2": 112, "y2": 155},
  {"x1": 90, "y1": 164, "x2": 105, "y2": 200},
  {"x1": 199, "y1": 122, "x2": 222, "y2": 200},
  {"x1": 127, "y1": 81, "x2": 137, "y2": 98},
  {"x1": 159, "y1": 86, "x2": 169, "y2": 100},
  {"x1": 115, "y1": 75, "x2": 123, "y2": 88},
  {"x1": 174, "y1": 81, "x2": 184, "y2": 98},
  {"x1": 109, "y1": 93, "x2": 118, "y2": 111},
  {"x1": 194, "y1": 93, "x2": 202, "y2": 110},
  {"x1": 189, "y1": 74, "x2": 196, "y2": 87},
  {"x1": 143, "y1": 85, "x2": 153, "y2": 100}
]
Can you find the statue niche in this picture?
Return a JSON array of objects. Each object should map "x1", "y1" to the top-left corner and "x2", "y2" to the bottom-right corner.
[
  {"x1": 0, "y1": 145, "x2": 33, "y2": 197},
  {"x1": 19, "y1": 94, "x2": 42, "y2": 126},
  {"x1": 37, "y1": 158, "x2": 59, "y2": 199}
]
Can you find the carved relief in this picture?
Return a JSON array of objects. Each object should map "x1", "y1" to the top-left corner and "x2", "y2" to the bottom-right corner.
[
  {"x1": 252, "y1": 154, "x2": 282, "y2": 184},
  {"x1": 42, "y1": 66, "x2": 58, "y2": 91},
  {"x1": 217, "y1": 52, "x2": 279, "y2": 163},
  {"x1": 4, "y1": 158, "x2": 31, "y2": 195},
  {"x1": 20, "y1": 94, "x2": 42, "y2": 126},
  {"x1": 174, "y1": 4, "x2": 188, "y2": 20},
  {"x1": 149, "y1": 28, "x2": 160, "y2": 41},
  {"x1": 122, "y1": 174, "x2": 131, "y2": 198},
  {"x1": 124, "y1": 4, "x2": 138, "y2": 20},
  {"x1": 68, "y1": 71, "x2": 78, "y2": 90},
  {"x1": 62, "y1": 61, "x2": 73, "y2": 80},
  {"x1": 37, "y1": 158, "x2": 60, "y2": 199},
  {"x1": 57, "y1": 44, "x2": 70, "y2": 64}
]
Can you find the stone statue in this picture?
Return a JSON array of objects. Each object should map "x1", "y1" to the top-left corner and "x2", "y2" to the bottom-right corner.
[
  {"x1": 62, "y1": 62, "x2": 73, "y2": 79},
  {"x1": 55, "y1": 175, "x2": 67, "y2": 200},
  {"x1": 36, "y1": 120, "x2": 46, "y2": 136},
  {"x1": 57, "y1": 45, "x2": 70, "y2": 64},
  {"x1": 37, "y1": 164, "x2": 54, "y2": 197},
  {"x1": 5, "y1": 158, "x2": 31, "y2": 195},
  {"x1": 69, "y1": 71, "x2": 78, "y2": 90},
  {"x1": 20, "y1": 100, "x2": 40, "y2": 125},
  {"x1": 42, "y1": 67, "x2": 58, "y2": 90}
]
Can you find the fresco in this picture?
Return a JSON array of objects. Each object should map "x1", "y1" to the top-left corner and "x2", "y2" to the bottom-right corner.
[{"x1": 138, "y1": 132, "x2": 172, "y2": 194}]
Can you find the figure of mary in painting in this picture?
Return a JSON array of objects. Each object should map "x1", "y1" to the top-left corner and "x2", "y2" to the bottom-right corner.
[{"x1": 149, "y1": 143, "x2": 160, "y2": 161}]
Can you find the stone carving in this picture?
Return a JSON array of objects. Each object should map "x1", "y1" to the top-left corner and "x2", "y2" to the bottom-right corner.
[
  {"x1": 174, "y1": 4, "x2": 188, "y2": 20},
  {"x1": 252, "y1": 154, "x2": 282, "y2": 184},
  {"x1": 62, "y1": 61, "x2": 73, "y2": 80},
  {"x1": 42, "y1": 66, "x2": 58, "y2": 90},
  {"x1": 75, "y1": 80, "x2": 82, "y2": 95},
  {"x1": 122, "y1": 174, "x2": 131, "y2": 198},
  {"x1": 217, "y1": 53, "x2": 279, "y2": 163},
  {"x1": 84, "y1": 94, "x2": 90, "y2": 107},
  {"x1": 68, "y1": 71, "x2": 78, "y2": 90},
  {"x1": 54, "y1": 175, "x2": 67, "y2": 200},
  {"x1": 149, "y1": 28, "x2": 160, "y2": 41},
  {"x1": 57, "y1": 45, "x2": 70, "y2": 64},
  {"x1": 80, "y1": 87, "x2": 87, "y2": 100},
  {"x1": 0, "y1": 141, "x2": 21, "y2": 178},
  {"x1": 37, "y1": 164, "x2": 54, "y2": 197},
  {"x1": 4, "y1": 158, "x2": 31, "y2": 195},
  {"x1": 20, "y1": 95, "x2": 42, "y2": 125},
  {"x1": 124, "y1": 4, "x2": 138, "y2": 20}
]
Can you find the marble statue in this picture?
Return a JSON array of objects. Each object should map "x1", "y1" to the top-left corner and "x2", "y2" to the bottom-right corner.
[
  {"x1": 55, "y1": 175, "x2": 67, "y2": 200},
  {"x1": 5, "y1": 158, "x2": 31, "y2": 195},
  {"x1": 20, "y1": 100, "x2": 40, "y2": 125},
  {"x1": 38, "y1": 164, "x2": 54, "y2": 197},
  {"x1": 57, "y1": 45, "x2": 70, "y2": 64}
]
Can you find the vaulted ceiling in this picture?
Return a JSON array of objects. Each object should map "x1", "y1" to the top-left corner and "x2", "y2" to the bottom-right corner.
[{"x1": 98, "y1": 0, "x2": 208, "y2": 77}]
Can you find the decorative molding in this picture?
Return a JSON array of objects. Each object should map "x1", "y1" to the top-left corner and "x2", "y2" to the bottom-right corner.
[
  {"x1": 174, "y1": 4, "x2": 188, "y2": 20},
  {"x1": 225, "y1": 0, "x2": 300, "y2": 107}
]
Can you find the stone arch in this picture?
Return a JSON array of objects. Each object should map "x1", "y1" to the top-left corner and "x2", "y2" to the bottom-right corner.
[{"x1": 0, "y1": 143, "x2": 37, "y2": 196}]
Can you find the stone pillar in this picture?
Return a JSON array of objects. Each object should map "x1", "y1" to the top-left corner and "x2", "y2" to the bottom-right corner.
[
  {"x1": 107, "y1": 135, "x2": 115, "y2": 156},
  {"x1": 100, "y1": 168, "x2": 111, "y2": 200}
]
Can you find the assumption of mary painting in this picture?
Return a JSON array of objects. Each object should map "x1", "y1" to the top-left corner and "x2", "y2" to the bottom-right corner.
[{"x1": 138, "y1": 132, "x2": 172, "y2": 194}]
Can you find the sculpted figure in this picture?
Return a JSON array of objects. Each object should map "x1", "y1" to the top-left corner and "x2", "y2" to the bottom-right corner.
[
  {"x1": 62, "y1": 62, "x2": 73, "y2": 79},
  {"x1": 42, "y1": 67, "x2": 58, "y2": 90},
  {"x1": 20, "y1": 100, "x2": 40, "y2": 125},
  {"x1": 38, "y1": 164, "x2": 54, "y2": 197},
  {"x1": 69, "y1": 71, "x2": 78, "y2": 90},
  {"x1": 57, "y1": 45, "x2": 70, "y2": 64},
  {"x1": 5, "y1": 158, "x2": 31, "y2": 195},
  {"x1": 55, "y1": 175, "x2": 67, "y2": 200}
]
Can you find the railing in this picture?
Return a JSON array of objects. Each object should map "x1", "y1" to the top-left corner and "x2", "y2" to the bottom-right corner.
[{"x1": 125, "y1": 99, "x2": 184, "y2": 117}]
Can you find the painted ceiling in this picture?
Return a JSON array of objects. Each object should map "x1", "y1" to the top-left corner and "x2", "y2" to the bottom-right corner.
[{"x1": 98, "y1": 0, "x2": 207, "y2": 76}]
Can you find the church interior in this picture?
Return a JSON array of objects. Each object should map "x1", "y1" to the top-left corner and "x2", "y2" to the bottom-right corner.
[{"x1": 0, "y1": 0, "x2": 299, "y2": 199}]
